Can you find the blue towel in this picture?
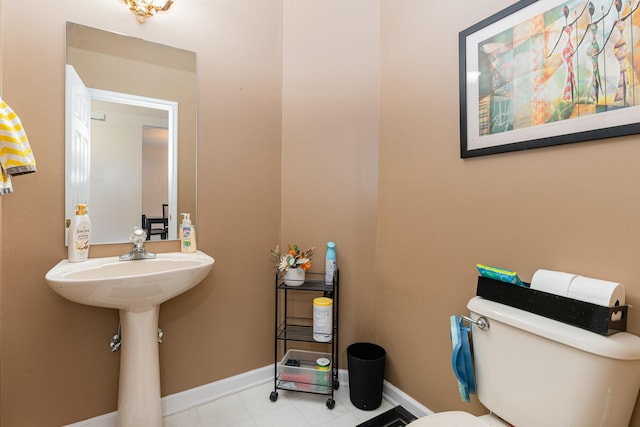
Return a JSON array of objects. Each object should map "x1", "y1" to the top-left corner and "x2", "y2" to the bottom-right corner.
[{"x1": 450, "y1": 315, "x2": 476, "y2": 402}]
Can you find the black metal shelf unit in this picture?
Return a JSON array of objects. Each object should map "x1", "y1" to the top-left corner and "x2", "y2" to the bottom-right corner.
[{"x1": 269, "y1": 270, "x2": 340, "y2": 409}]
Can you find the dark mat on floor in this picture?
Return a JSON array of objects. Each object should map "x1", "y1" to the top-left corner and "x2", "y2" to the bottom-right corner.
[{"x1": 356, "y1": 405, "x2": 418, "y2": 427}]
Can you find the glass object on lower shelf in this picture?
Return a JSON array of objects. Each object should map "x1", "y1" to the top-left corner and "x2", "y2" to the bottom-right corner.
[{"x1": 277, "y1": 349, "x2": 332, "y2": 393}]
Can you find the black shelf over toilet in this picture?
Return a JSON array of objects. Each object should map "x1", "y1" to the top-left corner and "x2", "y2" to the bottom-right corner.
[{"x1": 476, "y1": 276, "x2": 627, "y2": 336}]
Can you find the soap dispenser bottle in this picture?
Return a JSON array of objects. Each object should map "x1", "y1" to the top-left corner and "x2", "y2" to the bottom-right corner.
[
  {"x1": 68, "y1": 203, "x2": 91, "y2": 262},
  {"x1": 180, "y1": 213, "x2": 197, "y2": 253}
]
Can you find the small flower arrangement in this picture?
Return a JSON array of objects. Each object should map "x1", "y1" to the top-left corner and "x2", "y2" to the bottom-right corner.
[{"x1": 271, "y1": 244, "x2": 315, "y2": 272}]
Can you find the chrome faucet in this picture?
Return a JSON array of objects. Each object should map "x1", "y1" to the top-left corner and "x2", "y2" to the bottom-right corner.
[{"x1": 119, "y1": 226, "x2": 157, "y2": 261}]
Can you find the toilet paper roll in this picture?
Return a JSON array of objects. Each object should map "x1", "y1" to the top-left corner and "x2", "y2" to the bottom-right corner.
[
  {"x1": 567, "y1": 276, "x2": 625, "y2": 307},
  {"x1": 530, "y1": 269, "x2": 578, "y2": 297}
]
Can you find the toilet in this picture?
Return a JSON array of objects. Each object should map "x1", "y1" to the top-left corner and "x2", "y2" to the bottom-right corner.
[{"x1": 413, "y1": 296, "x2": 640, "y2": 427}]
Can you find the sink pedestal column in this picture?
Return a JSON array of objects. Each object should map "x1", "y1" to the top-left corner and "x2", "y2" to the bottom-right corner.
[{"x1": 117, "y1": 307, "x2": 162, "y2": 427}]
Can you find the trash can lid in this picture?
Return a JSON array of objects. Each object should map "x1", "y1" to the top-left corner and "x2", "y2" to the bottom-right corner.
[{"x1": 347, "y1": 342, "x2": 386, "y2": 360}]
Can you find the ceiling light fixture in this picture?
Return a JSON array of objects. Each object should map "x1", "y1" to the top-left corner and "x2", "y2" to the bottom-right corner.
[{"x1": 123, "y1": 0, "x2": 174, "y2": 24}]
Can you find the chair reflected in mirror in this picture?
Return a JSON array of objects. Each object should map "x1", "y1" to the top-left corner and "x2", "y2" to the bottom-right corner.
[{"x1": 142, "y1": 203, "x2": 168, "y2": 240}]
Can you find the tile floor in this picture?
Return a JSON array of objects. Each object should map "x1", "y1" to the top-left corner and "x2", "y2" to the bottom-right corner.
[{"x1": 163, "y1": 380, "x2": 397, "y2": 427}]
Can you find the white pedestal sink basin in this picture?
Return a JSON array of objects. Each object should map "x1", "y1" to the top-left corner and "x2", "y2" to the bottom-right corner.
[{"x1": 45, "y1": 251, "x2": 214, "y2": 427}]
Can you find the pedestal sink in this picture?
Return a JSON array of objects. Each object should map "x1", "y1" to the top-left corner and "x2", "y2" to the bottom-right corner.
[{"x1": 45, "y1": 250, "x2": 214, "y2": 427}]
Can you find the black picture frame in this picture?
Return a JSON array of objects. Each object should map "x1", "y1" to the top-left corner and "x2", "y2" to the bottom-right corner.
[{"x1": 459, "y1": 0, "x2": 640, "y2": 158}]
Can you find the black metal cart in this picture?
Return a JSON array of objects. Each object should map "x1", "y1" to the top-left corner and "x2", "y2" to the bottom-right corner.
[{"x1": 269, "y1": 270, "x2": 339, "y2": 409}]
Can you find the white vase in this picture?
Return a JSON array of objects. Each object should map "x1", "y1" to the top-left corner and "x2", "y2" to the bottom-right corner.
[{"x1": 283, "y1": 268, "x2": 305, "y2": 286}]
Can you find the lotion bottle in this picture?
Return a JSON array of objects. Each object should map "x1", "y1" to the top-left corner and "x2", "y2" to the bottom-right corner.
[
  {"x1": 68, "y1": 203, "x2": 91, "y2": 262},
  {"x1": 180, "y1": 213, "x2": 197, "y2": 253}
]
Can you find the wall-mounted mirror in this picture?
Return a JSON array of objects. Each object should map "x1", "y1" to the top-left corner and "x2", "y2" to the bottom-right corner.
[{"x1": 65, "y1": 22, "x2": 197, "y2": 244}]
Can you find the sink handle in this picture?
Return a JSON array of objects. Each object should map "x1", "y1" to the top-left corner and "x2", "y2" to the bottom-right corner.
[
  {"x1": 119, "y1": 227, "x2": 156, "y2": 260},
  {"x1": 129, "y1": 226, "x2": 147, "y2": 244}
]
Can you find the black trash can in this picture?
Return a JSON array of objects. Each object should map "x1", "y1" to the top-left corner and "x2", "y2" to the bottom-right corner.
[{"x1": 347, "y1": 342, "x2": 386, "y2": 410}]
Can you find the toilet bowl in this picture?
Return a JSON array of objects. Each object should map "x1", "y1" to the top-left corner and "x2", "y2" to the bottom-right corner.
[{"x1": 411, "y1": 411, "x2": 508, "y2": 426}]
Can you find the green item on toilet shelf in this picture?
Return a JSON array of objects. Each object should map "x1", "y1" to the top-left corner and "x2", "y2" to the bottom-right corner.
[{"x1": 476, "y1": 263, "x2": 525, "y2": 286}]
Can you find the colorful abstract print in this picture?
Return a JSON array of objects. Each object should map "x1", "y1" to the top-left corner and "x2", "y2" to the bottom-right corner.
[{"x1": 477, "y1": 0, "x2": 640, "y2": 136}]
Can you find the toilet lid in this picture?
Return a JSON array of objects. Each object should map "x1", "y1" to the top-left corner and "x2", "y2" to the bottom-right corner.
[{"x1": 411, "y1": 411, "x2": 487, "y2": 426}]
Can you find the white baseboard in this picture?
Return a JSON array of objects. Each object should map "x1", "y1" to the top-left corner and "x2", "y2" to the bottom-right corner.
[
  {"x1": 64, "y1": 365, "x2": 274, "y2": 427},
  {"x1": 64, "y1": 411, "x2": 117, "y2": 427},
  {"x1": 382, "y1": 380, "x2": 432, "y2": 418},
  {"x1": 64, "y1": 365, "x2": 431, "y2": 426},
  {"x1": 161, "y1": 365, "x2": 274, "y2": 416}
]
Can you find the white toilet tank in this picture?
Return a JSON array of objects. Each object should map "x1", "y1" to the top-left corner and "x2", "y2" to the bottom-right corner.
[{"x1": 468, "y1": 296, "x2": 640, "y2": 427}]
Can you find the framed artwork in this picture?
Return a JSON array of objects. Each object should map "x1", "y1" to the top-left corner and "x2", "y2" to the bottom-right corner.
[{"x1": 459, "y1": 0, "x2": 640, "y2": 158}]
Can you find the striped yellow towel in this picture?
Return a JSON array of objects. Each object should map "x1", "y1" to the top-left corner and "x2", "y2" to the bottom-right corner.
[{"x1": 0, "y1": 98, "x2": 36, "y2": 194}]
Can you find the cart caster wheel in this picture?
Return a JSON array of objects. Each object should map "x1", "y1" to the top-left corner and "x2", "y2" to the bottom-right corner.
[
  {"x1": 269, "y1": 391, "x2": 278, "y2": 402},
  {"x1": 333, "y1": 379, "x2": 340, "y2": 390},
  {"x1": 326, "y1": 398, "x2": 335, "y2": 409}
]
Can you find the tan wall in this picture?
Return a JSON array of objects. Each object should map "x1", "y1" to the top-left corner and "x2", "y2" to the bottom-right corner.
[
  {"x1": 1, "y1": 1, "x2": 282, "y2": 425},
  {"x1": 378, "y1": 1, "x2": 640, "y2": 425},
  {"x1": 281, "y1": 0, "x2": 380, "y2": 360}
]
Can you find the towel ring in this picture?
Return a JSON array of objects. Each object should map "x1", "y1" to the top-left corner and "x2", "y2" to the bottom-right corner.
[{"x1": 461, "y1": 315, "x2": 489, "y2": 331}]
